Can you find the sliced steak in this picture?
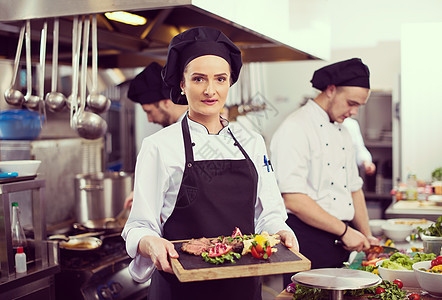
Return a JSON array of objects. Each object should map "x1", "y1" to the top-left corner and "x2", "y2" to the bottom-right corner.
[{"x1": 181, "y1": 238, "x2": 212, "y2": 256}]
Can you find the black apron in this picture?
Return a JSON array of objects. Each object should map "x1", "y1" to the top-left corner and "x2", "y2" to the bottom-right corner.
[
  {"x1": 282, "y1": 214, "x2": 350, "y2": 287},
  {"x1": 148, "y1": 116, "x2": 262, "y2": 300}
]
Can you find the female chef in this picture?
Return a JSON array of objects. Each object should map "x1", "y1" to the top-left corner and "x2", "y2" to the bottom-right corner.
[{"x1": 122, "y1": 26, "x2": 297, "y2": 300}]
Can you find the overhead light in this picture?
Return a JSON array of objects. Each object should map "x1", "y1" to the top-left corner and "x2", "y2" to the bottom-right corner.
[{"x1": 104, "y1": 11, "x2": 147, "y2": 26}]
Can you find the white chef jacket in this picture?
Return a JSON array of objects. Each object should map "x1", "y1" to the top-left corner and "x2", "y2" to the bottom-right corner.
[
  {"x1": 342, "y1": 117, "x2": 372, "y2": 167},
  {"x1": 270, "y1": 100, "x2": 363, "y2": 221},
  {"x1": 122, "y1": 115, "x2": 294, "y2": 283}
]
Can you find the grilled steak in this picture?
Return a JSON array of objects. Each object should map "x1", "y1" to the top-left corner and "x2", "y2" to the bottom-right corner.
[
  {"x1": 221, "y1": 237, "x2": 244, "y2": 254},
  {"x1": 181, "y1": 238, "x2": 212, "y2": 256}
]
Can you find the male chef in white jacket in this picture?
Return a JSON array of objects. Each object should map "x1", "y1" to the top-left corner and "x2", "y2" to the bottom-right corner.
[
  {"x1": 124, "y1": 62, "x2": 187, "y2": 209},
  {"x1": 270, "y1": 58, "x2": 379, "y2": 287}
]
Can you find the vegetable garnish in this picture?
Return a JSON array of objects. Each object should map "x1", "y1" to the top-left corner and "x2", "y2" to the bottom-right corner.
[
  {"x1": 288, "y1": 280, "x2": 406, "y2": 299},
  {"x1": 250, "y1": 240, "x2": 272, "y2": 259},
  {"x1": 202, "y1": 251, "x2": 241, "y2": 264},
  {"x1": 417, "y1": 216, "x2": 442, "y2": 237},
  {"x1": 196, "y1": 228, "x2": 281, "y2": 264},
  {"x1": 242, "y1": 231, "x2": 280, "y2": 255}
]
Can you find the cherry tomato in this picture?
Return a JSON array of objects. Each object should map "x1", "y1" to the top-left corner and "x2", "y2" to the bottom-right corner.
[
  {"x1": 375, "y1": 287, "x2": 385, "y2": 294},
  {"x1": 250, "y1": 246, "x2": 261, "y2": 259},
  {"x1": 393, "y1": 279, "x2": 403, "y2": 289},
  {"x1": 408, "y1": 293, "x2": 420, "y2": 300},
  {"x1": 250, "y1": 244, "x2": 272, "y2": 259},
  {"x1": 431, "y1": 256, "x2": 442, "y2": 268}
]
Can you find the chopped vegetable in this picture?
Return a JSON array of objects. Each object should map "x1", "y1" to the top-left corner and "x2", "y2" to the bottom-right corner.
[
  {"x1": 358, "y1": 264, "x2": 379, "y2": 275},
  {"x1": 285, "y1": 283, "x2": 297, "y2": 293},
  {"x1": 362, "y1": 257, "x2": 384, "y2": 267},
  {"x1": 429, "y1": 264, "x2": 442, "y2": 273},
  {"x1": 250, "y1": 240, "x2": 272, "y2": 259},
  {"x1": 384, "y1": 239, "x2": 395, "y2": 247},
  {"x1": 431, "y1": 255, "x2": 442, "y2": 268}
]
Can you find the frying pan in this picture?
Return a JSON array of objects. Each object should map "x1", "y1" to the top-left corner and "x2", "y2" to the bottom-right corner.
[
  {"x1": 52, "y1": 230, "x2": 121, "y2": 252},
  {"x1": 49, "y1": 231, "x2": 104, "y2": 251},
  {"x1": 59, "y1": 236, "x2": 102, "y2": 251}
]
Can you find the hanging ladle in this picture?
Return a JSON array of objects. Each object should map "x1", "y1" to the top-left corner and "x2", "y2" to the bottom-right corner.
[
  {"x1": 4, "y1": 23, "x2": 25, "y2": 106},
  {"x1": 67, "y1": 17, "x2": 81, "y2": 112},
  {"x1": 45, "y1": 18, "x2": 66, "y2": 112},
  {"x1": 73, "y1": 16, "x2": 108, "y2": 140},
  {"x1": 86, "y1": 14, "x2": 110, "y2": 114},
  {"x1": 37, "y1": 21, "x2": 48, "y2": 126},
  {"x1": 23, "y1": 20, "x2": 40, "y2": 111}
]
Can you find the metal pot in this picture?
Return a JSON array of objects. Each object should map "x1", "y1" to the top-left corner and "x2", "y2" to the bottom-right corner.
[{"x1": 74, "y1": 171, "x2": 133, "y2": 230}]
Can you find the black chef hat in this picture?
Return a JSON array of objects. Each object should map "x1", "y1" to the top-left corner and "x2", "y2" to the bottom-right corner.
[
  {"x1": 127, "y1": 62, "x2": 170, "y2": 105},
  {"x1": 310, "y1": 58, "x2": 370, "y2": 91},
  {"x1": 162, "y1": 26, "x2": 243, "y2": 105}
]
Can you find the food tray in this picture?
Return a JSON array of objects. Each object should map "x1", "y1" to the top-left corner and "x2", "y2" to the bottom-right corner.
[{"x1": 171, "y1": 240, "x2": 311, "y2": 282}]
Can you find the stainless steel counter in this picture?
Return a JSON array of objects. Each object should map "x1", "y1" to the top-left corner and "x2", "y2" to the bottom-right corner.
[{"x1": 385, "y1": 199, "x2": 442, "y2": 221}]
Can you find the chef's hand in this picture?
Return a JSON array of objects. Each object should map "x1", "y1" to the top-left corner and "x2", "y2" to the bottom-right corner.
[
  {"x1": 341, "y1": 227, "x2": 371, "y2": 252},
  {"x1": 124, "y1": 191, "x2": 134, "y2": 210},
  {"x1": 363, "y1": 161, "x2": 376, "y2": 176},
  {"x1": 277, "y1": 230, "x2": 299, "y2": 251},
  {"x1": 366, "y1": 235, "x2": 380, "y2": 246},
  {"x1": 138, "y1": 236, "x2": 179, "y2": 274}
]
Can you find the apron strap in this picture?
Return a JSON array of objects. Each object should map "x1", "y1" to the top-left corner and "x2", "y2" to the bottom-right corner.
[
  {"x1": 181, "y1": 115, "x2": 253, "y2": 163},
  {"x1": 181, "y1": 116, "x2": 194, "y2": 163},
  {"x1": 227, "y1": 128, "x2": 252, "y2": 162}
]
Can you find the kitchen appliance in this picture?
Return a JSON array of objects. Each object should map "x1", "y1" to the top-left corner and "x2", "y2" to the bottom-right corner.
[
  {"x1": 53, "y1": 225, "x2": 149, "y2": 300},
  {"x1": 74, "y1": 171, "x2": 133, "y2": 229}
]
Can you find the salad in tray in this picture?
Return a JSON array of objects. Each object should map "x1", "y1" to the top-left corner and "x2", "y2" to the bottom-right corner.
[{"x1": 380, "y1": 252, "x2": 436, "y2": 270}]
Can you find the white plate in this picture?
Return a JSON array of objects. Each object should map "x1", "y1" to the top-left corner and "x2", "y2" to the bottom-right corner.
[{"x1": 387, "y1": 218, "x2": 434, "y2": 229}]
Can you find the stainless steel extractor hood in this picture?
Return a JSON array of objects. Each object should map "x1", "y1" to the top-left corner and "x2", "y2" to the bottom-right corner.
[{"x1": 0, "y1": 0, "x2": 330, "y2": 68}]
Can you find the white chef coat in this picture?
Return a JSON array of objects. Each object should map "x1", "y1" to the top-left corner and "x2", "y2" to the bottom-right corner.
[
  {"x1": 270, "y1": 100, "x2": 363, "y2": 221},
  {"x1": 342, "y1": 117, "x2": 372, "y2": 167},
  {"x1": 122, "y1": 114, "x2": 294, "y2": 283}
]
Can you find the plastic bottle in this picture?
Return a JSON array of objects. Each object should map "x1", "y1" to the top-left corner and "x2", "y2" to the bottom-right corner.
[
  {"x1": 406, "y1": 173, "x2": 418, "y2": 200},
  {"x1": 11, "y1": 202, "x2": 27, "y2": 255},
  {"x1": 15, "y1": 246, "x2": 27, "y2": 273}
]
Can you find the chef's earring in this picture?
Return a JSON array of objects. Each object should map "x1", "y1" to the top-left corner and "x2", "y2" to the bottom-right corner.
[{"x1": 181, "y1": 91, "x2": 185, "y2": 95}]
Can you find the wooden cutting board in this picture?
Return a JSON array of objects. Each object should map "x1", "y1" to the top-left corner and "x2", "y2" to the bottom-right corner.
[{"x1": 171, "y1": 241, "x2": 311, "y2": 282}]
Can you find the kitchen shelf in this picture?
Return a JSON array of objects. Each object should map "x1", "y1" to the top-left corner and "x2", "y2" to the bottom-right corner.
[
  {"x1": 0, "y1": 179, "x2": 59, "y2": 300},
  {"x1": 0, "y1": 241, "x2": 60, "y2": 294}
]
